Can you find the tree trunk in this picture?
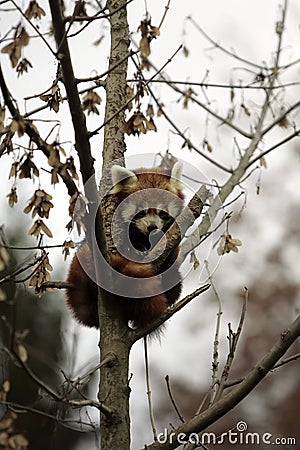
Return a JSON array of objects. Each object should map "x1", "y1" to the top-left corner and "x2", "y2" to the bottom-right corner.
[{"x1": 98, "y1": 1, "x2": 131, "y2": 448}]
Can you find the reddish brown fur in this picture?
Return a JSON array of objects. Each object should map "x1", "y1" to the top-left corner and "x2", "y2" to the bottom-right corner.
[
  {"x1": 65, "y1": 165, "x2": 183, "y2": 331},
  {"x1": 66, "y1": 244, "x2": 169, "y2": 329}
]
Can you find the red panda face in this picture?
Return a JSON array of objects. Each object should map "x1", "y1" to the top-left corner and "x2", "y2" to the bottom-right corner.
[
  {"x1": 131, "y1": 208, "x2": 172, "y2": 235},
  {"x1": 119, "y1": 189, "x2": 184, "y2": 252},
  {"x1": 110, "y1": 162, "x2": 184, "y2": 252}
]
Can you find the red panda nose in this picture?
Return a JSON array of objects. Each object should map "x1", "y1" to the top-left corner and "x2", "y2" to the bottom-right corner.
[{"x1": 147, "y1": 224, "x2": 158, "y2": 233}]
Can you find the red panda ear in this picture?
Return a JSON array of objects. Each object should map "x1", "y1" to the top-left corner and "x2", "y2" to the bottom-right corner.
[
  {"x1": 170, "y1": 161, "x2": 183, "y2": 192},
  {"x1": 110, "y1": 165, "x2": 138, "y2": 194}
]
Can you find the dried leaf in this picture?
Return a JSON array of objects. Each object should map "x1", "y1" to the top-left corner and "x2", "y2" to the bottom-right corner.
[
  {"x1": 51, "y1": 168, "x2": 59, "y2": 185},
  {"x1": 16, "y1": 58, "x2": 33, "y2": 76},
  {"x1": 6, "y1": 187, "x2": 18, "y2": 207},
  {"x1": 62, "y1": 239, "x2": 76, "y2": 260},
  {"x1": 0, "y1": 288, "x2": 6, "y2": 301},
  {"x1": 19, "y1": 28, "x2": 30, "y2": 47},
  {"x1": 241, "y1": 103, "x2": 251, "y2": 116},
  {"x1": 145, "y1": 117, "x2": 157, "y2": 132},
  {"x1": 146, "y1": 103, "x2": 154, "y2": 117},
  {"x1": 0, "y1": 245, "x2": 10, "y2": 271},
  {"x1": 182, "y1": 87, "x2": 196, "y2": 109},
  {"x1": 2, "y1": 380, "x2": 10, "y2": 393},
  {"x1": 10, "y1": 116, "x2": 26, "y2": 137},
  {"x1": 19, "y1": 154, "x2": 39, "y2": 179},
  {"x1": 40, "y1": 84, "x2": 62, "y2": 112},
  {"x1": 189, "y1": 251, "x2": 200, "y2": 270},
  {"x1": 260, "y1": 156, "x2": 267, "y2": 168},
  {"x1": 217, "y1": 234, "x2": 242, "y2": 255},
  {"x1": 230, "y1": 87, "x2": 235, "y2": 103},
  {"x1": 82, "y1": 91, "x2": 102, "y2": 115},
  {"x1": 139, "y1": 36, "x2": 151, "y2": 57},
  {"x1": 17, "y1": 344, "x2": 28, "y2": 363},
  {"x1": 0, "y1": 410, "x2": 17, "y2": 430},
  {"x1": 8, "y1": 433, "x2": 29, "y2": 449},
  {"x1": 126, "y1": 85, "x2": 134, "y2": 111},
  {"x1": 41, "y1": 221, "x2": 53, "y2": 238},
  {"x1": 157, "y1": 103, "x2": 164, "y2": 117},
  {"x1": 25, "y1": 0, "x2": 46, "y2": 20},
  {"x1": 9, "y1": 162, "x2": 18, "y2": 179},
  {"x1": 1, "y1": 41, "x2": 21, "y2": 68},
  {"x1": 93, "y1": 34, "x2": 104, "y2": 46},
  {"x1": 182, "y1": 45, "x2": 189, "y2": 57},
  {"x1": 28, "y1": 219, "x2": 53, "y2": 238},
  {"x1": 138, "y1": 19, "x2": 159, "y2": 57}
]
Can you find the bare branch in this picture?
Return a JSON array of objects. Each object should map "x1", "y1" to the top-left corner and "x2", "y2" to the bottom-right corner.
[
  {"x1": 144, "y1": 337, "x2": 158, "y2": 441},
  {"x1": 0, "y1": 401, "x2": 96, "y2": 432},
  {"x1": 213, "y1": 287, "x2": 248, "y2": 403},
  {"x1": 91, "y1": 45, "x2": 183, "y2": 139},
  {"x1": 246, "y1": 128, "x2": 300, "y2": 169},
  {"x1": 131, "y1": 78, "x2": 300, "y2": 91},
  {"x1": 225, "y1": 352, "x2": 300, "y2": 389},
  {"x1": 0, "y1": 63, "x2": 78, "y2": 197},
  {"x1": 142, "y1": 314, "x2": 300, "y2": 450},
  {"x1": 187, "y1": 16, "x2": 269, "y2": 71},
  {"x1": 132, "y1": 284, "x2": 210, "y2": 343},
  {"x1": 165, "y1": 375, "x2": 185, "y2": 423},
  {"x1": 179, "y1": 0, "x2": 288, "y2": 279},
  {"x1": 149, "y1": 185, "x2": 210, "y2": 273},
  {"x1": 204, "y1": 261, "x2": 223, "y2": 407}
]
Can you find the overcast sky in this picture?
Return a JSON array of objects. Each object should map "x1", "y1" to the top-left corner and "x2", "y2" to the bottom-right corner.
[{"x1": 0, "y1": 1, "x2": 299, "y2": 449}]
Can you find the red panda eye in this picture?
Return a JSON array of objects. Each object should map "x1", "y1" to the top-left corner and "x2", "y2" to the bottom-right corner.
[
  {"x1": 135, "y1": 210, "x2": 146, "y2": 219},
  {"x1": 158, "y1": 210, "x2": 169, "y2": 219}
]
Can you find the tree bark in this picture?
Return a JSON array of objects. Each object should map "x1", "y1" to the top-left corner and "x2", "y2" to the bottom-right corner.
[{"x1": 98, "y1": 1, "x2": 131, "y2": 449}]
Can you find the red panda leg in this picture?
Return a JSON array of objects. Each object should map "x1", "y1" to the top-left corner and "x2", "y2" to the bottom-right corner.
[
  {"x1": 108, "y1": 252, "x2": 169, "y2": 329},
  {"x1": 66, "y1": 246, "x2": 174, "y2": 330},
  {"x1": 66, "y1": 244, "x2": 99, "y2": 328}
]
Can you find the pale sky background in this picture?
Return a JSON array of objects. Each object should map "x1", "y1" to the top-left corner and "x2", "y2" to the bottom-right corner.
[{"x1": 0, "y1": 1, "x2": 299, "y2": 449}]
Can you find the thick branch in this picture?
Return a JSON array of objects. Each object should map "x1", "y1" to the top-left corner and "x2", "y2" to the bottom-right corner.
[
  {"x1": 149, "y1": 185, "x2": 210, "y2": 272},
  {"x1": 0, "y1": 63, "x2": 78, "y2": 197},
  {"x1": 48, "y1": 0, "x2": 95, "y2": 187},
  {"x1": 48, "y1": 0, "x2": 107, "y2": 272},
  {"x1": 98, "y1": 2, "x2": 131, "y2": 450}
]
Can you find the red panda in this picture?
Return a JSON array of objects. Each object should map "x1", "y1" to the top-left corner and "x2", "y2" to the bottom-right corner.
[{"x1": 66, "y1": 162, "x2": 184, "y2": 331}]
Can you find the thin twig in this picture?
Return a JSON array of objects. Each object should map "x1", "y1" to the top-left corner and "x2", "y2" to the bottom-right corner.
[
  {"x1": 225, "y1": 352, "x2": 300, "y2": 389},
  {"x1": 143, "y1": 314, "x2": 300, "y2": 450},
  {"x1": 187, "y1": 16, "x2": 268, "y2": 71},
  {"x1": 213, "y1": 287, "x2": 248, "y2": 403},
  {"x1": 0, "y1": 255, "x2": 44, "y2": 286},
  {"x1": 75, "y1": 352, "x2": 117, "y2": 383},
  {"x1": 132, "y1": 284, "x2": 210, "y2": 343},
  {"x1": 9, "y1": 0, "x2": 56, "y2": 57},
  {"x1": 165, "y1": 375, "x2": 185, "y2": 423},
  {"x1": 158, "y1": 0, "x2": 171, "y2": 30},
  {"x1": 204, "y1": 261, "x2": 223, "y2": 407},
  {"x1": 89, "y1": 45, "x2": 183, "y2": 137},
  {"x1": 246, "y1": 128, "x2": 300, "y2": 169},
  {"x1": 0, "y1": 401, "x2": 96, "y2": 432},
  {"x1": 144, "y1": 337, "x2": 158, "y2": 441},
  {"x1": 128, "y1": 78, "x2": 300, "y2": 91}
]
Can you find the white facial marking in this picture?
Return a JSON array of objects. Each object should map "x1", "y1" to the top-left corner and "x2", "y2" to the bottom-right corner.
[
  {"x1": 135, "y1": 212, "x2": 164, "y2": 234},
  {"x1": 168, "y1": 200, "x2": 181, "y2": 217},
  {"x1": 121, "y1": 200, "x2": 137, "y2": 221}
]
